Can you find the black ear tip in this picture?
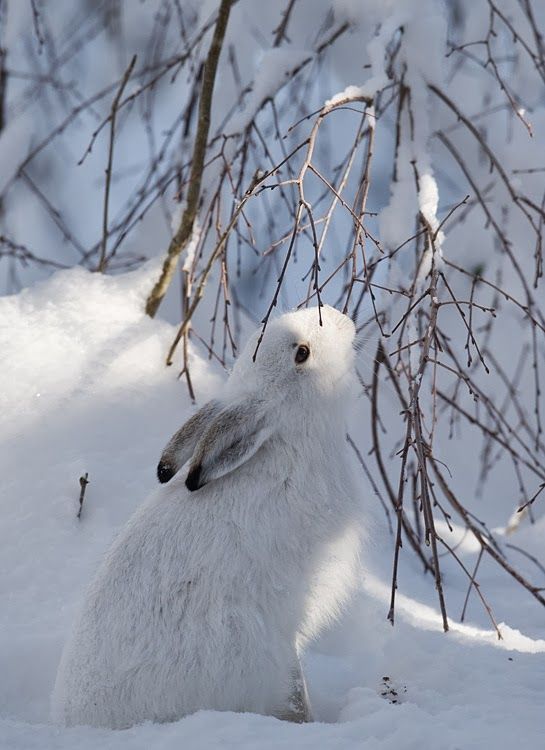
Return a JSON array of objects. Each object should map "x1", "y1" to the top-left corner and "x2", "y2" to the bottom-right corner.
[
  {"x1": 185, "y1": 465, "x2": 202, "y2": 492},
  {"x1": 157, "y1": 461, "x2": 175, "y2": 484}
]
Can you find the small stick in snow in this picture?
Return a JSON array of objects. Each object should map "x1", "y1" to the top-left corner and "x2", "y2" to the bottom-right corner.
[{"x1": 77, "y1": 473, "x2": 90, "y2": 520}]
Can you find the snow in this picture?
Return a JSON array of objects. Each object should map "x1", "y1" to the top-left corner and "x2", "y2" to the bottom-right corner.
[
  {"x1": 181, "y1": 221, "x2": 201, "y2": 279},
  {"x1": 324, "y1": 85, "x2": 374, "y2": 109},
  {"x1": 2, "y1": 265, "x2": 545, "y2": 748},
  {"x1": 418, "y1": 173, "x2": 440, "y2": 234}
]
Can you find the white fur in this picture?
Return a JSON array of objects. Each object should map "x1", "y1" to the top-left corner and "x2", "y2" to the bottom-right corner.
[{"x1": 52, "y1": 305, "x2": 364, "y2": 729}]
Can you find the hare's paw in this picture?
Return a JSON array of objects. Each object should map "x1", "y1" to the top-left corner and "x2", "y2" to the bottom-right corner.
[{"x1": 277, "y1": 664, "x2": 312, "y2": 723}]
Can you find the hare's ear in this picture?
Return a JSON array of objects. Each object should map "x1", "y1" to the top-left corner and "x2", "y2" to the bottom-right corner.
[
  {"x1": 186, "y1": 399, "x2": 272, "y2": 492},
  {"x1": 157, "y1": 400, "x2": 221, "y2": 484}
]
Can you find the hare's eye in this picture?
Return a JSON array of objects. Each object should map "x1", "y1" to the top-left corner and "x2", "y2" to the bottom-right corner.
[{"x1": 295, "y1": 344, "x2": 310, "y2": 364}]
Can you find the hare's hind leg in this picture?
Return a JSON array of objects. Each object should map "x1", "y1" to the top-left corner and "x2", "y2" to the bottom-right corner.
[{"x1": 277, "y1": 662, "x2": 312, "y2": 723}]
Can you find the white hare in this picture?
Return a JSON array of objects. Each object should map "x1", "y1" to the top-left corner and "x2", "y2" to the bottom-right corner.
[{"x1": 52, "y1": 305, "x2": 363, "y2": 729}]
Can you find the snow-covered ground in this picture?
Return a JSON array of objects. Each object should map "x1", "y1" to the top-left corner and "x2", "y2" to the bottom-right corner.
[{"x1": 1, "y1": 265, "x2": 544, "y2": 749}]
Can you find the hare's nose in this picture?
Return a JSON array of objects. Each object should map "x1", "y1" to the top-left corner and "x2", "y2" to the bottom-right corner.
[{"x1": 157, "y1": 461, "x2": 175, "y2": 484}]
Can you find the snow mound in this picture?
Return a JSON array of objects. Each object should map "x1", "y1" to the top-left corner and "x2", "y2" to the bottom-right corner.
[{"x1": 0, "y1": 263, "x2": 219, "y2": 725}]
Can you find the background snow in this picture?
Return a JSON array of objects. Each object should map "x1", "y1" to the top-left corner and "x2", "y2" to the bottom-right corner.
[{"x1": 1, "y1": 265, "x2": 544, "y2": 749}]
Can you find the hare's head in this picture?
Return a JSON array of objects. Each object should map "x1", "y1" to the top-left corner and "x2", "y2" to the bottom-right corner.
[
  {"x1": 228, "y1": 305, "x2": 356, "y2": 401},
  {"x1": 157, "y1": 306, "x2": 355, "y2": 489}
]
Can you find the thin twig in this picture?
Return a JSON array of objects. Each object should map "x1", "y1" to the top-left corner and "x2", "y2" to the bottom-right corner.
[
  {"x1": 98, "y1": 54, "x2": 137, "y2": 272},
  {"x1": 77, "y1": 473, "x2": 89, "y2": 520}
]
